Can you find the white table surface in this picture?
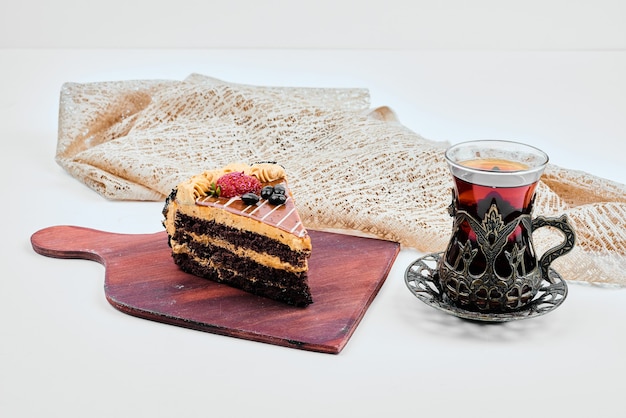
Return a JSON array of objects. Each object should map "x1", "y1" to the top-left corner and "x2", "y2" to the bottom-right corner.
[{"x1": 1, "y1": 49, "x2": 625, "y2": 418}]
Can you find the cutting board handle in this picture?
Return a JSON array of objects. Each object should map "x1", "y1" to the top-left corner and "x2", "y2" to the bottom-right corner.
[{"x1": 30, "y1": 225, "x2": 158, "y2": 264}]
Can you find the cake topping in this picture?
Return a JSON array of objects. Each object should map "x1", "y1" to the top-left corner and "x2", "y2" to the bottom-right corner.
[
  {"x1": 195, "y1": 178, "x2": 307, "y2": 238},
  {"x1": 262, "y1": 184, "x2": 287, "y2": 205},
  {"x1": 241, "y1": 192, "x2": 261, "y2": 205},
  {"x1": 248, "y1": 162, "x2": 286, "y2": 183},
  {"x1": 272, "y1": 184, "x2": 286, "y2": 195},
  {"x1": 215, "y1": 172, "x2": 262, "y2": 198},
  {"x1": 269, "y1": 193, "x2": 287, "y2": 205},
  {"x1": 175, "y1": 162, "x2": 305, "y2": 238},
  {"x1": 260, "y1": 186, "x2": 274, "y2": 200},
  {"x1": 176, "y1": 162, "x2": 288, "y2": 205}
]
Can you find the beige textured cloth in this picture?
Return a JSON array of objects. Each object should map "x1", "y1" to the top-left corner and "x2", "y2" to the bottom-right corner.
[{"x1": 56, "y1": 74, "x2": 626, "y2": 286}]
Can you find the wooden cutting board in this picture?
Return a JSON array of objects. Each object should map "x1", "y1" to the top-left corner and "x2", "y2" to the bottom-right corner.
[{"x1": 30, "y1": 226, "x2": 400, "y2": 354}]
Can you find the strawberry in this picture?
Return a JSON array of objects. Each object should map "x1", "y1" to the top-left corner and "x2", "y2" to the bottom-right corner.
[{"x1": 215, "y1": 172, "x2": 262, "y2": 198}]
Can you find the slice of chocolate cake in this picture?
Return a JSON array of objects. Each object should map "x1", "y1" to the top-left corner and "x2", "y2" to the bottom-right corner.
[{"x1": 162, "y1": 162, "x2": 313, "y2": 307}]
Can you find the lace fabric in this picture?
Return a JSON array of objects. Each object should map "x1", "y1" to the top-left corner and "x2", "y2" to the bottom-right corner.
[{"x1": 56, "y1": 74, "x2": 626, "y2": 286}]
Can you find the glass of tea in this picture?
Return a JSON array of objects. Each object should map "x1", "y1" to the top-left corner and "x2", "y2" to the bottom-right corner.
[{"x1": 439, "y1": 140, "x2": 576, "y2": 312}]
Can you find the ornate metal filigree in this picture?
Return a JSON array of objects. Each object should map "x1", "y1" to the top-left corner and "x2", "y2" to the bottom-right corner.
[
  {"x1": 438, "y1": 198, "x2": 576, "y2": 312},
  {"x1": 440, "y1": 203, "x2": 541, "y2": 311}
]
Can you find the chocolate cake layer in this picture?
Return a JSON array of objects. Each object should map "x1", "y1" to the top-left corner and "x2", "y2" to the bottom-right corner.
[
  {"x1": 175, "y1": 213, "x2": 310, "y2": 267},
  {"x1": 172, "y1": 247, "x2": 313, "y2": 307}
]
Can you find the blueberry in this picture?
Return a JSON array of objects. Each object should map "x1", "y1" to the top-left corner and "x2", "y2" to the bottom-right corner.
[
  {"x1": 273, "y1": 184, "x2": 286, "y2": 195},
  {"x1": 241, "y1": 193, "x2": 260, "y2": 205},
  {"x1": 260, "y1": 186, "x2": 274, "y2": 200},
  {"x1": 268, "y1": 193, "x2": 287, "y2": 205}
]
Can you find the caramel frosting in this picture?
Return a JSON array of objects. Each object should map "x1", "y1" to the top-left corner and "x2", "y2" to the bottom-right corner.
[
  {"x1": 195, "y1": 180, "x2": 306, "y2": 238},
  {"x1": 167, "y1": 162, "x2": 310, "y2": 251},
  {"x1": 246, "y1": 162, "x2": 286, "y2": 183},
  {"x1": 176, "y1": 162, "x2": 287, "y2": 204}
]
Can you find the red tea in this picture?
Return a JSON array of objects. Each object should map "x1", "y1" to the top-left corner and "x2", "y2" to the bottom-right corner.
[
  {"x1": 444, "y1": 159, "x2": 539, "y2": 278},
  {"x1": 459, "y1": 157, "x2": 530, "y2": 172}
]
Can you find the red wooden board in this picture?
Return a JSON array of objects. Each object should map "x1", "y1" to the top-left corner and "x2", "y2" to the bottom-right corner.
[{"x1": 30, "y1": 226, "x2": 400, "y2": 354}]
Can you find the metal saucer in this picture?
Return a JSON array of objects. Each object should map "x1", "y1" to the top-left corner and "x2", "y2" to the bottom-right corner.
[{"x1": 404, "y1": 253, "x2": 568, "y2": 322}]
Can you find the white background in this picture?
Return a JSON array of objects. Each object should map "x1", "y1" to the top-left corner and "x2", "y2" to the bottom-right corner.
[
  {"x1": 2, "y1": 2, "x2": 625, "y2": 418},
  {"x1": 2, "y1": 0, "x2": 626, "y2": 50}
]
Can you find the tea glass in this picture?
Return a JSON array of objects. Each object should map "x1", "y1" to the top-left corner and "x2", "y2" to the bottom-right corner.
[{"x1": 439, "y1": 140, "x2": 575, "y2": 312}]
